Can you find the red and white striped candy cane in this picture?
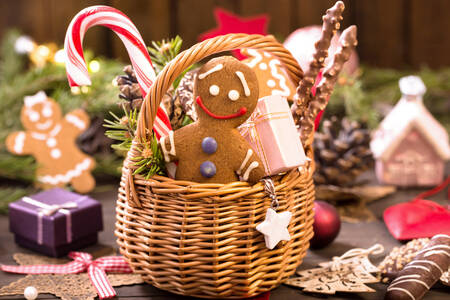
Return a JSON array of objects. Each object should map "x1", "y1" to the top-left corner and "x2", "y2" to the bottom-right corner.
[{"x1": 64, "y1": 5, "x2": 171, "y2": 138}]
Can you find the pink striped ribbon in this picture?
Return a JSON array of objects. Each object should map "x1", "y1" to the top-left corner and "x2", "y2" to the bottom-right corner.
[
  {"x1": 1, "y1": 252, "x2": 133, "y2": 299},
  {"x1": 64, "y1": 5, "x2": 172, "y2": 139}
]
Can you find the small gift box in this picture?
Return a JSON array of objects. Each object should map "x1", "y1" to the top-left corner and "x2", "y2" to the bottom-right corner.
[
  {"x1": 239, "y1": 95, "x2": 308, "y2": 176},
  {"x1": 8, "y1": 188, "x2": 103, "y2": 257}
]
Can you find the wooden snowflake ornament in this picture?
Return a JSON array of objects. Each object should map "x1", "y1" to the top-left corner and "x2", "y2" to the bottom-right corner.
[
  {"x1": 285, "y1": 244, "x2": 384, "y2": 294},
  {"x1": 242, "y1": 48, "x2": 297, "y2": 101}
]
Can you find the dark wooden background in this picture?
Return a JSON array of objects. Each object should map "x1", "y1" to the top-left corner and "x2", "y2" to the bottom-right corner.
[{"x1": 0, "y1": 0, "x2": 449, "y2": 69}]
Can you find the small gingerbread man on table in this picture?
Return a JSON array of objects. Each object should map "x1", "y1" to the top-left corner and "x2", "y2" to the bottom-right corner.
[
  {"x1": 6, "y1": 91, "x2": 95, "y2": 193},
  {"x1": 160, "y1": 56, "x2": 265, "y2": 184}
]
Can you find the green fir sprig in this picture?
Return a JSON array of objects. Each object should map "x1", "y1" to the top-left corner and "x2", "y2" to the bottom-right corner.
[
  {"x1": 104, "y1": 108, "x2": 138, "y2": 153},
  {"x1": 103, "y1": 107, "x2": 166, "y2": 177},
  {"x1": 132, "y1": 135, "x2": 166, "y2": 179},
  {"x1": 148, "y1": 36, "x2": 183, "y2": 74},
  {"x1": 147, "y1": 35, "x2": 193, "y2": 89}
]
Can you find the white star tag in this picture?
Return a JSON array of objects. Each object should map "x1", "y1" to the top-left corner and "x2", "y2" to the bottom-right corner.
[{"x1": 256, "y1": 208, "x2": 292, "y2": 249}]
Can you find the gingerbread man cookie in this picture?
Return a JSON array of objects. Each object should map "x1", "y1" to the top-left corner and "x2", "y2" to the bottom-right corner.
[
  {"x1": 160, "y1": 56, "x2": 265, "y2": 184},
  {"x1": 6, "y1": 91, "x2": 95, "y2": 193},
  {"x1": 242, "y1": 48, "x2": 297, "y2": 102}
]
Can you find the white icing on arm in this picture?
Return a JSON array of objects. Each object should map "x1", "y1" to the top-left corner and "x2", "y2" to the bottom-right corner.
[
  {"x1": 235, "y1": 71, "x2": 250, "y2": 96},
  {"x1": 237, "y1": 149, "x2": 253, "y2": 175},
  {"x1": 243, "y1": 161, "x2": 259, "y2": 181},
  {"x1": 160, "y1": 131, "x2": 176, "y2": 162},
  {"x1": 65, "y1": 114, "x2": 86, "y2": 130},
  {"x1": 198, "y1": 64, "x2": 223, "y2": 79},
  {"x1": 14, "y1": 132, "x2": 25, "y2": 153}
]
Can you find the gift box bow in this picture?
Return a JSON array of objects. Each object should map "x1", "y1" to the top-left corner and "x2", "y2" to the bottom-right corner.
[
  {"x1": 21, "y1": 196, "x2": 80, "y2": 245},
  {"x1": 1, "y1": 251, "x2": 133, "y2": 299}
]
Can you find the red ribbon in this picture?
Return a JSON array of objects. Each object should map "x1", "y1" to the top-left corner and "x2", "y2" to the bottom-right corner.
[{"x1": 1, "y1": 252, "x2": 133, "y2": 299}]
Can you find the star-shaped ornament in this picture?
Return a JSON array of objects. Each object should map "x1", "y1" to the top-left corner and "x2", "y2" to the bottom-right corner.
[
  {"x1": 256, "y1": 208, "x2": 292, "y2": 249},
  {"x1": 199, "y1": 8, "x2": 269, "y2": 60}
]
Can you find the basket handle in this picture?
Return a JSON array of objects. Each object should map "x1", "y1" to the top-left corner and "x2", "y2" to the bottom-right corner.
[{"x1": 135, "y1": 33, "x2": 305, "y2": 142}]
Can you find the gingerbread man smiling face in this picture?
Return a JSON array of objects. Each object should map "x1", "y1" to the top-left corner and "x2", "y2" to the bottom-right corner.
[
  {"x1": 6, "y1": 91, "x2": 95, "y2": 193},
  {"x1": 160, "y1": 56, "x2": 265, "y2": 184},
  {"x1": 21, "y1": 94, "x2": 63, "y2": 133}
]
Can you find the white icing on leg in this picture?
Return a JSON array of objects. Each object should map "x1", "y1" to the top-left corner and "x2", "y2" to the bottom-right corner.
[
  {"x1": 243, "y1": 161, "x2": 259, "y2": 181},
  {"x1": 235, "y1": 71, "x2": 250, "y2": 96},
  {"x1": 198, "y1": 64, "x2": 223, "y2": 79},
  {"x1": 237, "y1": 149, "x2": 253, "y2": 175},
  {"x1": 160, "y1": 130, "x2": 176, "y2": 162}
]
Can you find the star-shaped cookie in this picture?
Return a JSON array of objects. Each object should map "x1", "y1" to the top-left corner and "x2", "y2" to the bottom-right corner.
[{"x1": 256, "y1": 208, "x2": 292, "y2": 249}]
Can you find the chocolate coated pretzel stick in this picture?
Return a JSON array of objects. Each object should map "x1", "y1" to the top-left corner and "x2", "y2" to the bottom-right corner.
[{"x1": 385, "y1": 234, "x2": 450, "y2": 300}]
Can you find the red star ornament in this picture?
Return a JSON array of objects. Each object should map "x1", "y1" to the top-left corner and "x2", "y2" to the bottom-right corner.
[{"x1": 199, "y1": 8, "x2": 269, "y2": 60}]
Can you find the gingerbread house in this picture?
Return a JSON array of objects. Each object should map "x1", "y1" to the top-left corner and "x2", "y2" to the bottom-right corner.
[{"x1": 370, "y1": 76, "x2": 450, "y2": 187}]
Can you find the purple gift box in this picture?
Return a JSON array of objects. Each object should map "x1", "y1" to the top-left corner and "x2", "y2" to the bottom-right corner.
[{"x1": 9, "y1": 188, "x2": 103, "y2": 257}]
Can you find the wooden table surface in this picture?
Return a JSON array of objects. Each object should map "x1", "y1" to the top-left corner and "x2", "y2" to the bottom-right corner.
[{"x1": 0, "y1": 175, "x2": 449, "y2": 300}]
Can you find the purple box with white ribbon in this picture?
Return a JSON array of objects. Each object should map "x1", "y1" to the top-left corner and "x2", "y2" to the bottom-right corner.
[{"x1": 8, "y1": 188, "x2": 103, "y2": 257}]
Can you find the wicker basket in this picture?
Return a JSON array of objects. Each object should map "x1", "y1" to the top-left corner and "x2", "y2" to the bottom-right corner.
[{"x1": 115, "y1": 33, "x2": 316, "y2": 299}]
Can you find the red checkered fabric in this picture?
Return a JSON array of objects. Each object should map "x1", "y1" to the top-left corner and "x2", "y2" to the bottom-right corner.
[{"x1": 1, "y1": 251, "x2": 133, "y2": 299}]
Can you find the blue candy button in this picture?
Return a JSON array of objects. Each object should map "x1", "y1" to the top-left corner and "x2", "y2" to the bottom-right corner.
[
  {"x1": 200, "y1": 161, "x2": 216, "y2": 178},
  {"x1": 201, "y1": 137, "x2": 218, "y2": 154}
]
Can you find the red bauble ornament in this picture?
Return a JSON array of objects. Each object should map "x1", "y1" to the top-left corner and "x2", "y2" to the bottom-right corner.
[{"x1": 310, "y1": 201, "x2": 341, "y2": 249}]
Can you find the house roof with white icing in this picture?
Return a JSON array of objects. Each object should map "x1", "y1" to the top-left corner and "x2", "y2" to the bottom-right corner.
[{"x1": 370, "y1": 76, "x2": 450, "y2": 161}]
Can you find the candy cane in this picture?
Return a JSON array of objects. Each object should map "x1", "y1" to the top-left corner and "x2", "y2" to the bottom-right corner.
[{"x1": 64, "y1": 5, "x2": 171, "y2": 138}]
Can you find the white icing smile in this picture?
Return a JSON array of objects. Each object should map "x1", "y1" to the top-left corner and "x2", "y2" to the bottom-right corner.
[{"x1": 36, "y1": 120, "x2": 53, "y2": 130}]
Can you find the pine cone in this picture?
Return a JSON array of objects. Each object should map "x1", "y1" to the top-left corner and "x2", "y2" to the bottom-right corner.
[
  {"x1": 313, "y1": 117, "x2": 373, "y2": 186},
  {"x1": 116, "y1": 65, "x2": 143, "y2": 110},
  {"x1": 177, "y1": 69, "x2": 198, "y2": 121},
  {"x1": 163, "y1": 87, "x2": 185, "y2": 130}
]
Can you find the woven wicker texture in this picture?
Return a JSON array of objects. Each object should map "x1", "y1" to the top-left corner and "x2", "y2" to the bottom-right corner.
[{"x1": 116, "y1": 33, "x2": 315, "y2": 299}]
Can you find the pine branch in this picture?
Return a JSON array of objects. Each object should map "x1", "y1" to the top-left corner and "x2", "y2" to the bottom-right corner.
[{"x1": 148, "y1": 36, "x2": 183, "y2": 75}]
